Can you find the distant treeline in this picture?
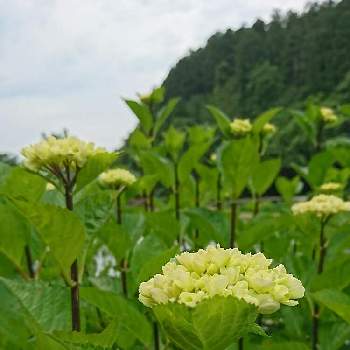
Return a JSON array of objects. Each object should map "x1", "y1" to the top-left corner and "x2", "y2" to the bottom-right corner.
[{"x1": 163, "y1": 0, "x2": 350, "y2": 125}]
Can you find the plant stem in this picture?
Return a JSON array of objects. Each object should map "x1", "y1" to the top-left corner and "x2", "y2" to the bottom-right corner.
[
  {"x1": 174, "y1": 163, "x2": 180, "y2": 221},
  {"x1": 116, "y1": 191, "x2": 128, "y2": 297},
  {"x1": 145, "y1": 193, "x2": 161, "y2": 350},
  {"x1": 318, "y1": 220, "x2": 327, "y2": 274},
  {"x1": 217, "y1": 173, "x2": 222, "y2": 211},
  {"x1": 24, "y1": 245, "x2": 35, "y2": 279},
  {"x1": 230, "y1": 200, "x2": 237, "y2": 249},
  {"x1": 120, "y1": 258, "x2": 128, "y2": 297},
  {"x1": 174, "y1": 162, "x2": 180, "y2": 224},
  {"x1": 253, "y1": 196, "x2": 260, "y2": 216},
  {"x1": 312, "y1": 219, "x2": 327, "y2": 350},
  {"x1": 65, "y1": 186, "x2": 81, "y2": 332},
  {"x1": 194, "y1": 173, "x2": 200, "y2": 242},
  {"x1": 153, "y1": 321, "x2": 160, "y2": 350},
  {"x1": 238, "y1": 337, "x2": 244, "y2": 350},
  {"x1": 143, "y1": 190, "x2": 149, "y2": 212},
  {"x1": 116, "y1": 192, "x2": 122, "y2": 225},
  {"x1": 149, "y1": 188, "x2": 155, "y2": 212},
  {"x1": 316, "y1": 121, "x2": 324, "y2": 152}
]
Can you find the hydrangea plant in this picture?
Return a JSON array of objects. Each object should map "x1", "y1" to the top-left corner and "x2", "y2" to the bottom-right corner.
[{"x1": 139, "y1": 245, "x2": 304, "y2": 349}]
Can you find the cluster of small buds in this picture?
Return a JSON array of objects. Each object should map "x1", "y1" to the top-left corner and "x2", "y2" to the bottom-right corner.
[
  {"x1": 139, "y1": 92, "x2": 152, "y2": 105},
  {"x1": 320, "y1": 182, "x2": 342, "y2": 192},
  {"x1": 210, "y1": 153, "x2": 217, "y2": 162},
  {"x1": 320, "y1": 107, "x2": 337, "y2": 123},
  {"x1": 262, "y1": 122, "x2": 277, "y2": 135},
  {"x1": 46, "y1": 182, "x2": 56, "y2": 191},
  {"x1": 21, "y1": 136, "x2": 106, "y2": 173},
  {"x1": 99, "y1": 168, "x2": 136, "y2": 189},
  {"x1": 292, "y1": 194, "x2": 350, "y2": 217},
  {"x1": 139, "y1": 245, "x2": 304, "y2": 315},
  {"x1": 230, "y1": 118, "x2": 252, "y2": 136}
]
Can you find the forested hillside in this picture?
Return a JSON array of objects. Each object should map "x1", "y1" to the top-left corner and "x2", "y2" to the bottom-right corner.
[{"x1": 163, "y1": 0, "x2": 350, "y2": 125}]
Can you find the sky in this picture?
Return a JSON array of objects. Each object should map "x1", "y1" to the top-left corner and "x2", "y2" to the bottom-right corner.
[{"x1": 0, "y1": 0, "x2": 312, "y2": 155}]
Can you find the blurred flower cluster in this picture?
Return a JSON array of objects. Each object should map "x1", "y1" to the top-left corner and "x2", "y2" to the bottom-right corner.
[
  {"x1": 320, "y1": 107, "x2": 337, "y2": 123},
  {"x1": 99, "y1": 168, "x2": 136, "y2": 189},
  {"x1": 292, "y1": 194, "x2": 350, "y2": 217},
  {"x1": 21, "y1": 136, "x2": 106, "y2": 172},
  {"x1": 320, "y1": 182, "x2": 342, "y2": 192},
  {"x1": 262, "y1": 122, "x2": 277, "y2": 135},
  {"x1": 139, "y1": 245, "x2": 304, "y2": 314},
  {"x1": 230, "y1": 118, "x2": 252, "y2": 136}
]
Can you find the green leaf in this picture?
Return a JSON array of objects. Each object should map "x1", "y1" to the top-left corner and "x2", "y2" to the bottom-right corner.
[
  {"x1": 150, "y1": 86, "x2": 165, "y2": 104},
  {"x1": 131, "y1": 235, "x2": 178, "y2": 287},
  {"x1": 0, "y1": 162, "x2": 12, "y2": 185},
  {"x1": 154, "y1": 296, "x2": 258, "y2": 350},
  {"x1": 178, "y1": 144, "x2": 209, "y2": 183},
  {"x1": 139, "y1": 151, "x2": 173, "y2": 188},
  {"x1": 128, "y1": 129, "x2": 152, "y2": 150},
  {"x1": 75, "y1": 152, "x2": 117, "y2": 193},
  {"x1": 36, "y1": 333, "x2": 67, "y2": 350},
  {"x1": 188, "y1": 126, "x2": 215, "y2": 146},
  {"x1": 260, "y1": 341, "x2": 309, "y2": 350},
  {"x1": 252, "y1": 158, "x2": 281, "y2": 196},
  {"x1": 14, "y1": 201, "x2": 86, "y2": 282},
  {"x1": 307, "y1": 151, "x2": 334, "y2": 188},
  {"x1": 0, "y1": 197, "x2": 31, "y2": 268},
  {"x1": 320, "y1": 322, "x2": 350, "y2": 350},
  {"x1": 219, "y1": 138, "x2": 259, "y2": 199},
  {"x1": 340, "y1": 104, "x2": 350, "y2": 116},
  {"x1": 53, "y1": 319, "x2": 123, "y2": 348},
  {"x1": 0, "y1": 278, "x2": 71, "y2": 332},
  {"x1": 74, "y1": 187, "x2": 113, "y2": 235},
  {"x1": 183, "y1": 208, "x2": 229, "y2": 247},
  {"x1": 124, "y1": 99, "x2": 153, "y2": 134},
  {"x1": 238, "y1": 214, "x2": 294, "y2": 250},
  {"x1": 253, "y1": 107, "x2": 281, "y2": 133},
  {"x1": 0, "y1": 167, "x2": 46, "y2": 201},
  {"x1": 81, "y1": 287, "x2": 152, "y2": 347},
  {"x1": 311, "y1": 260, "x2": 350, "y2": 292},
  {"x1": 163, "y1": 126, "x2": 186, "y2": 162},
  {"x1": 0, "y1": 283, "x2": 31, "y2": 348},
  {"x1": 138, "y1": 174, "x2": 159, "y2": 193},
  {"x1": 145, "y1": 210, "x2": 180, "y2": 246},
  {"x1": 313, "y1": 289, "x2": 350, "y2": 323},
  {"x1": 97, "y1": 217, "x2": 132, "y2": 260},
  {"x1": 206, "y1": 105, "x2": 232, "y2": 138},
  {"x1": 154, "y1": 97, "x2": 180, "y2": 137},
  {"x1": 276, "y1": 176, "x2": 301, "y2": 204}
]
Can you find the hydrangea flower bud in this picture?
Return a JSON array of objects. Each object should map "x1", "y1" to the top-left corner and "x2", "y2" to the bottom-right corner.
[
  {"x1": 320, "y1": 107, "x2": 337, "y2": 123},
  {"x1": 292, "y1": 194, "x2": 350, "y2": 217},
  {"x1": 262, "y1": 122, "x2": 277, "y2": 135},
  {"x1": 98, "y1": 168, "x2": 136, "y2": 189},
  {"x1": 230, "y1": 118, "x2": 252, "y2": 136},
  {"x1": 320, "y1": 182, "x2": 342, "y2": 192}
]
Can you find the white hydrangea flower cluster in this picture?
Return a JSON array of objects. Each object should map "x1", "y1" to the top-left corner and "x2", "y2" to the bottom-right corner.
[
  {"x1": 320, "y1": 107, "x2": 337, "y2": 123},
  {"x1": 99, "y1": 168, "x2": 136, "y2": 189},
  {"x1": 320, "y1": 182, "x2": 342, "y2": 191},
  {"x1": 292, "y1": 194, "x2": 350, "y2": 217},
  {"x1": 21, "y1": 136, "x2": 106, "y2": 172},
  {"x1": 139, "y1": 245, "x2": 304, "y2": 315},
  {"x1": 230, "y1": 118, "x2": 252, "y2": 136},
  {"x1": 262, "y1": 122, "x2": 277, "y2": 135}
]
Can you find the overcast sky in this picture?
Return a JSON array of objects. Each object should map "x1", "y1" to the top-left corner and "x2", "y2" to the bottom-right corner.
[{"x1": 1, "y1": 0, "x2": 312, "y2": 155}]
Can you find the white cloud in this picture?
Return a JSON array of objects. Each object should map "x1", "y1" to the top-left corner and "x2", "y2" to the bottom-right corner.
[{"x1": 0, "y1": 0, "x2": 311, "y2": 155}]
